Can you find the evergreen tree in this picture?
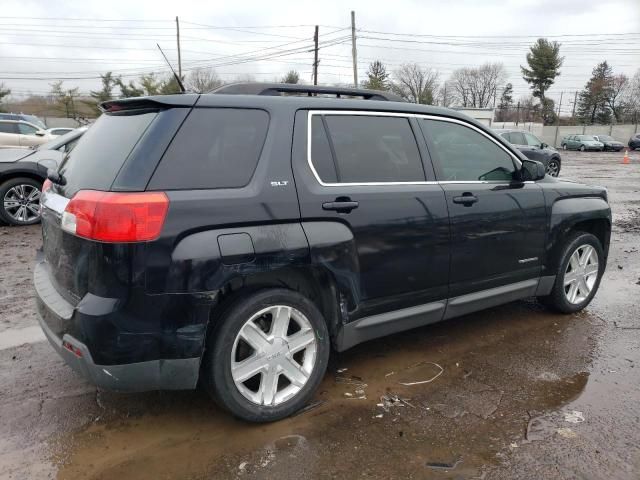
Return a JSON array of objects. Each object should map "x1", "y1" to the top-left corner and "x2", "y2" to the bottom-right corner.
[
  {"x1": 577, "y1": 61, "x2": 613, "y2": 124},
  {"x1": 363, "y1": 61, "x2": 390, "y2": 90},
  {"x1": 281, "y1": 70, "x2": 300, "y2": 84},
  {"x1": 496, "y1": 83, "x2": 513, "y2": 121},
  {"x1": 521, "y1": 39, "x2": 563, "y2": 105}
]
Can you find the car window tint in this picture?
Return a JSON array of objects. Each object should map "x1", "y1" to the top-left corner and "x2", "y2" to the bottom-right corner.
[
  {"x1": 508, "y1": 132, "x2": 526, "y2": 145},
  {"x1": 524, "y1": 133, "x2": 541, "y2": 147},
  {"x1": 0, "y1": 122, "x2": 16, "y2": 134},
  {"x1": 149, "y1": 108, "x2": 269, "y2": 190},
  {"x1": 321, "y1": 115, "x2": 424, "y2": 183},
  {"x1": 18, "y1": 123, "x2": 38, "y2": 135},
  {"x1": 423, "y1": 119, "x2": 516, "y2": 182},
  {"x1": 310, "y1": 116, "x2": 338, "y2": 183}
]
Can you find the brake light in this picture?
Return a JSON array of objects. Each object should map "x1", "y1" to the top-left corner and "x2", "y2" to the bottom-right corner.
[
  {"x1": 61, "y1": 191, "x2": 169, "y2": 242},
  {"x1": 42, "y1": 179, "x2": 53, "y2": 193}
]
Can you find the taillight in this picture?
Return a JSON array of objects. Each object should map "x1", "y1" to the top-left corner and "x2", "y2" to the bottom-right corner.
[
  {"x1": 42, "y1": 179, "x2": 53, "y2": 193},
  {"x1": 61, "y1": 191, "x2": 169, "y2": 242}
]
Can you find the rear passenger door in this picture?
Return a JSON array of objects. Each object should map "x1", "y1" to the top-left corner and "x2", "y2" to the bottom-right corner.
[
  {"x1": 419, "y1": 118, "x2": 546, "y2": 301},
  {"x1": 292, "y1": 110, "x2": 450, "y2": 320}
]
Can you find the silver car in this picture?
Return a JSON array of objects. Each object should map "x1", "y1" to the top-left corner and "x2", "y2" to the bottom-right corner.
[{"x1": 0, "y1": 120, "x2": 52, "y2": 149}]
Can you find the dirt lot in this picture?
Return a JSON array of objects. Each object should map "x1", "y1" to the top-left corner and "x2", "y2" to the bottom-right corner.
[{"x1": 1, "y1": 150, "x2": 639, "y2": 479}]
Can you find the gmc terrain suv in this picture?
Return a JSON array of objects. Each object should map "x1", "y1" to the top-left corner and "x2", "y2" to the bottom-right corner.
[{"x1": 35, "y1": 84, "x2": 611, "y2": 422}]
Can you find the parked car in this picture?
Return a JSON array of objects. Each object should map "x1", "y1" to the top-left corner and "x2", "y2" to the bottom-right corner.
[
  {"x1": 563, "y1": 134, "x2": 604, "y2": 151},
  {"x1": 0, "y1": 120, "x2": 52, "y2": 149},
  {"x1": 560, "y1": 135, "x2": 578, "y2": 149},
  {"x1": 0, "y1": 128, "x2": 86, "y2": 225},
  {"x1": 629, "y1": 133, "x2": 640, "y2": 150},
  {"x1": 35, "y1": 84, "x2": 611, "y2": 423},
  {"x1": 0, "y1": 113, "x2": 47, "y2": 130},
  {"x1": 46, "y1": 127, "x2": 75, "y2": 137},
  {"x1": 593, "y1": 135, "x2": 624, "y2": 152},
  {"x1": 494, "y1": 129, "x2": 561, "y2": 176}
]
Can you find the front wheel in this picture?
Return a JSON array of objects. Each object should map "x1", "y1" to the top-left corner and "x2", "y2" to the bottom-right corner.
[
  {"x1": 0, "y1": 177, "x2": 42, "y2": 226},
  {"x1": 579, "y1": 145, "x2": 586, "y2": 152},
  {"x1": 546, "y1": 159, "x2": 561, "y2": 177},
  {"x1": 202, "y1": 288, "x2": 330, "y2": 422},
  {"x1": 539, "y1": 232, "x2": 604, "y2": 313}
]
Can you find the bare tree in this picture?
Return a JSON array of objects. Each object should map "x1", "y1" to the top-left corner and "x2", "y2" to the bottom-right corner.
[
  {"x1": 391, "y1": 63, "x2": 439, "y2": 104},
  {"x1": 450, "y1": 63, "x2": 507, "y2": 108},
  {"x1": 187, "y1": 67, "x2": 223, "y2": 93},
  {"x1": 607, "y1": 73, "x2": 629, "y2": 123},
  {"x1": 437, "y1": 80, "x2": 456, "y2": 108}
]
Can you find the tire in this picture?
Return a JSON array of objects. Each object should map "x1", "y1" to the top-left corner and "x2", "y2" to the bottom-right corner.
[
  {"x1": 0, "y1": 177, "x2": 43, "y2": 226},
  {"x1": 562, "y1": 144, "x2": 567, "y2": 150},
  {"x1": 202, "y1": 288, "x2": 330, "y2": 422},
  {"x1": 579, "y1": 145, "x2": 586, "y2": 152},
  {"x1": 539, "y1": 232, "x2": 604, "y2": 314},
  {"x1": 546, "y1": 158, "x2": 561, "y2": 177}
]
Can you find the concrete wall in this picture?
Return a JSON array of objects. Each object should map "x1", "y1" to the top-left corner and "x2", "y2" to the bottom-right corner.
[{"x1": 539, "y1": 124, "x2": 640, "y2": 147}]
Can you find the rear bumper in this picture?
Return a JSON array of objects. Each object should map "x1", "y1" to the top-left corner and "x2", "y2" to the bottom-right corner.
[{"x1": 34, "y1": 260, "x2": 200, "y2": 391}]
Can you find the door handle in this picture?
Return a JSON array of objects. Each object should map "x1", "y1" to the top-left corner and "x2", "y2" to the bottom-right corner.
[
  {"x1": 452, "y1": 193, "x2": 478, "y2": 206},
  {"x1": 322, "y1": 198, "x2": 359, "y2": 213}
]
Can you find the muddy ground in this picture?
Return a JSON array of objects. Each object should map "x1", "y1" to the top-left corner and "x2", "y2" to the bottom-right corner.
[{"x1": 1, "y1": 150, "x2": 639, "y2": 479}]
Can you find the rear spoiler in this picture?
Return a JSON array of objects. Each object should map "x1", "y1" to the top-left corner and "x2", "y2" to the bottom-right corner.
[{"x1": 100, "y1": 94, "x2": 200, "y2": 113}]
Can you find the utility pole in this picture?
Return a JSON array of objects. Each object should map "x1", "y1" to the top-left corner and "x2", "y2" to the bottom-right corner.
[
  {"x1": 313, "y1": 26, "x2": 319, "y2": 86},
  {"x1": 516, "y1": 100, "x2": 520, "y2": 126},
  {"x1": 176, "y1": 16, "x2": 182, "y2": 81},
  {"x1": 571, "y1": 91, "x2": 578, "y2": 118},
  {"x1": 351, "y1": 11, "x2": 358, "y2": 87},
  {"x1": 553, "y1": 91, "x2": 563, "y2": 148}
]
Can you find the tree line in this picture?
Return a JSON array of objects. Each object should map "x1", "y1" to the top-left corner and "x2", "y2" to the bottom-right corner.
[{"x1": 2, "y1": 37, "x2": 638, "y2": 126}]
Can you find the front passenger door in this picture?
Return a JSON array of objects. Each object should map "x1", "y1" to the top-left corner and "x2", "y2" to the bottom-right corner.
[{"x1": 420, "y1": 118, "x2": 546, "y2": 299}]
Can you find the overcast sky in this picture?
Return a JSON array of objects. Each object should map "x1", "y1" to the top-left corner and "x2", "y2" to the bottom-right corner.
[{"x1": 1, "y1": 0, "x2": 638, "y2": 114}]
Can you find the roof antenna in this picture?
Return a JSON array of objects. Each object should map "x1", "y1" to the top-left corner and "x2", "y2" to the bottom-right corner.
[{"x1": 156, "y1": 43, "x2": 186, "y2": 93}]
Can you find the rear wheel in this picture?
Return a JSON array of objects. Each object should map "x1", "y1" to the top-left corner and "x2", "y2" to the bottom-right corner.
[
  {"x1": 202, "y1": 288, "x2": 330, "y2": 422},
  {"x1": 0, "y1": 177, "x2": 42, "y2": 226},
  {"x1": 539, "y1": 232, "x2": 604, "y2": 313}
]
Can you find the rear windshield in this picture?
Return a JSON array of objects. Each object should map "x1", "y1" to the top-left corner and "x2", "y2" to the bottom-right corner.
[{"x1": 58, "y1": 110, "x2": 157, "y2": 196}]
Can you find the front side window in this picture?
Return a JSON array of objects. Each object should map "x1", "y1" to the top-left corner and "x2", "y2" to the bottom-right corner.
[
  {"x1": 310, "y1": 114, "x2": 424, "y2": 183},
  {"x1": 423, "y1": 119, "x2": 516, "y2": 182},
  {"x1": 524, "y1": 133, "x2": 541, "y2": 147},
  {"x1": 18, "y1": 123, "x2": 38, "y2": 135}
]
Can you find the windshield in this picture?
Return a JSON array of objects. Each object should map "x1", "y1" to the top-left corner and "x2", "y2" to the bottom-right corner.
[
  {"x1": 36, "y1": 128, "x2": 83, "y2": 151},
  {"x1": 598, "y1": 135, "x2": 614, "y2": 141}
]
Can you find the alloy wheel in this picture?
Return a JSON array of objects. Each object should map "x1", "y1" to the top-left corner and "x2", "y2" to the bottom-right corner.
[
  {"x1": 546, "y1": 160, "x2": 560, "y2": 177},
  {"x1": 231, "y1": 305, "x2": 317, "y2": 406},
  {"x1": 3, "y1": 184, "x2": 41, "y2": 223},
  {"x1": 563, "y1": 244, "x2": 599, "y2": 304}
]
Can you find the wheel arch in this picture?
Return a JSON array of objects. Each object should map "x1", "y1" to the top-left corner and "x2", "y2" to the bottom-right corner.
[{"x1": 545, "y1": 197, "x2": 611, "y2": 275}]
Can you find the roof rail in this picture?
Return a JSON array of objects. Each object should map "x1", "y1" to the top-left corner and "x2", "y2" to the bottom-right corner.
[{"x1": 211, "y1": 82, "x2": 405, "y2": 102}]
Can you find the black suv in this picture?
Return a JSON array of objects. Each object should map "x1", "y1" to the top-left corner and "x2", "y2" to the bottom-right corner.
[
  {"x1": 35, "y1": 84, "x2": 611, "y2": 422},
  {"x1": 494, "y1": 129, "x2": 562, "y2": 177}
]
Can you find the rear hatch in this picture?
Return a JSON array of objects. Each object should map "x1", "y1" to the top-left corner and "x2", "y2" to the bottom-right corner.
[{"x1": 40, "y1": 96, "x2": 196, "y2": 303}]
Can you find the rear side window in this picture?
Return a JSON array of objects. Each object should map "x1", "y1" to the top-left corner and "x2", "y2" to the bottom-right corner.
[
  {"x1": 310, "y1": 114, "x2": 424, "y2": 183},
  {"x1": 58, "y1": 110, "x2": 158, "y2": 196},
  {"x1": 423, "y1": 119, "x2": 516, "y2": 182},
  {"x1": 149, "y1": 108, "x2": 269, "y2": 190},
  {"x1": 0, "y1": 122, "x2": 17, "y2": 134}
]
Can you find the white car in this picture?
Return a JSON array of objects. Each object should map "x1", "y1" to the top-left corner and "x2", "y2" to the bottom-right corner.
[{"x1": 0, "y1": 120, "x2": 52, "y2": 148}]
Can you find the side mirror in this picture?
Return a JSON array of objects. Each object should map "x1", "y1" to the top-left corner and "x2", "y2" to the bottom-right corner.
[
  {"x1": 35, "y1": 130, "x2": 46, "y2": 137},
  {"x1": 540, "y1": 142, "x2": 548, "y2": 149},
  {"x1": 521, "y1": 159, "x2": 546, "y2": 181}
]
